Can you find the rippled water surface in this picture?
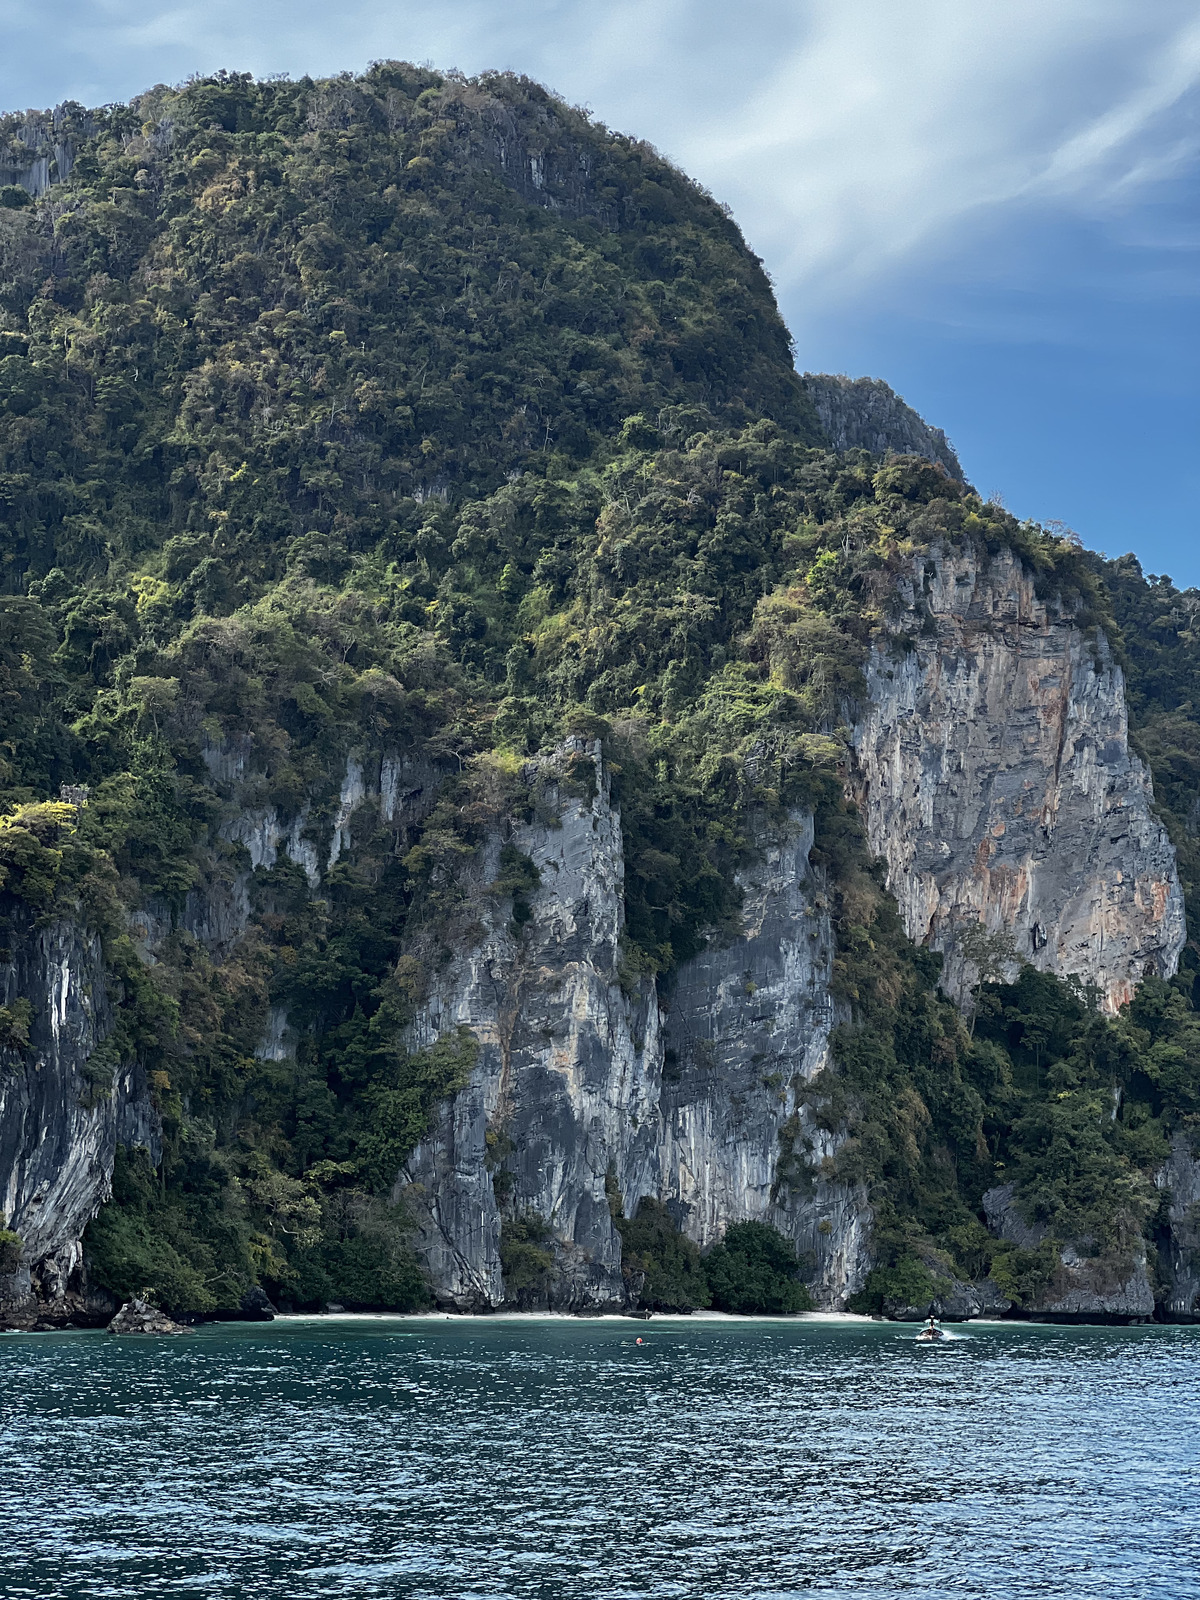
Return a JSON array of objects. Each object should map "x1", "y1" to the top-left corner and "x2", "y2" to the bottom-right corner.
[{"x1": 2, "y1": 1315, "x2": 1197, "y2": 1599}]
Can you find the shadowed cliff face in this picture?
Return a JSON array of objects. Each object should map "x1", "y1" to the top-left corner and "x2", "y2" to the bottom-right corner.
[
  {"x1": 397, "y1": 740, "x2": 663, "y2": 1311},
  {"x1": 851, "y1": 544, "x2": 1185, "y2": 1012},
  {"x1": 982, "y1": 1182, "x2": 1156, "y2": 1322},
  {"x1": 801, "y1": 374, "x2": 964, "y2": 482},
  {"x1": 0, "y1": 740, "x2": 449, "y2": 1326},
  {"x1": 1156, "y1": 1135, "x2": 1200, "y2": 1323},
  {"x1": 659, "y1": 815, "x2": 871, "y2": 1308},
  {"x1": 0, "y1": 903, "x2": 158, "y2": 1326}
]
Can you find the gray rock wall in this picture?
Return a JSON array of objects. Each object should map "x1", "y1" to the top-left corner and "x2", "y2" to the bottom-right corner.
[
  {"x1": 659, "y1": 814, "x2": 871, "y2": 1307},
  {"x1": 0, "y1": 105, "x2": 95, "y2": 196},
  {"x1": 399, "y1": 751, "x2": 869, "y2": 1311},
  {"x1": 851, "y1": 543, "x2": 1185, "y2": 1011},
  {"x1": 399, "y1": 669, "x2": 1184, "y2": 1317},
  {"x1": 1156, "y1": 1134, "x2": 1200, "y2": 1322},
  {"x1": 982, "y1": 1183, "x2": 1155, "y2": 1321},
  {"x1": 398, "y1": 740, "x2": 661, "y2": 1310},
  {"x1": 0, "y1": 902, "x2": 159, "y2": 1326},
  {"x1": 802, "y1": 374, "x2": 964, "y2": 481}
]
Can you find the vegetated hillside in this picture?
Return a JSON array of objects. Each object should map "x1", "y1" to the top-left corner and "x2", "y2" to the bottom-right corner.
[
  {"x1": 1, "y1": 66, "x2": 1198, "y2": 1320},
  {"x1": 0, "y1": 64, "x2": 815, "y2": 598},
  {"x1": 1102, "y1": 557, "x2": 1200, "y2": 935}
]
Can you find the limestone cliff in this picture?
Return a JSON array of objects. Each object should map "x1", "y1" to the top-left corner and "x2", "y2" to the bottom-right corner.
[
  {"x1": 851, "y1": 543, "x2": 1185, "y2": 1011},
  {"x1": 982, "y1": 1183, "x2": 1156, "y2": 1323},
  {"x1": 1155, "y1": 1135, "x2": 1200, "y2": 1323},
  {"x1": 128, "y1": 741, "x2": 445, "y2": 964},
  {"x1": 0, "y1": 739, "x2": 444, "y2": 1327},
  {"x1": 0, "y1": 902, "x2": 158, "y2": 1328},
  {"x1": 802, "y1": 374, "x2": 964, "y2": 481},
  {"x1": 397, "y1": 748, "x2": 869, "y2": 1311},
  {"x1": 4, "y1": 544, "x2": 1192, "y2": 1326},
  {"x1": 0, "y1": 104, "x2": 94, "y2": 197},
  {"x1": 398, "y1": 740, "x2": 662, "y2": 1311},
  {"x1": 658, "y1": 815, "x2": 870, "y2": 1307},
  {"x1": 395, "y1": 543, "x2": 1187, "y2": 1318}
]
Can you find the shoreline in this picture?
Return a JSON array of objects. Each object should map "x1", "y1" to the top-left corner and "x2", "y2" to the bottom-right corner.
[
  {"x1": 268, "y1": 1307, "x2": 882, "y2": 1326},
  {"x1": 6, "y1": 1307, "x2": 1189, "y2": 1336}
]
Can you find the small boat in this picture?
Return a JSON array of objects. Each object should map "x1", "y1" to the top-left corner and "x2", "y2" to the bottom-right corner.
[{"x1": 915, "y1": 1321, "x2": 945, "y2": 1343}]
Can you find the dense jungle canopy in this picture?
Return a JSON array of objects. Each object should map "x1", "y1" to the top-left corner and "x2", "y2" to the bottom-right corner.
[{"x1": 1, "y1": 66, "x2": 1199, "y2": 1317}]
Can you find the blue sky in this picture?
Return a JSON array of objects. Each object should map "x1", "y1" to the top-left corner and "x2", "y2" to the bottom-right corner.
[{"x1": 3, "y1": 0, "x2": 1197, "y2": 582}]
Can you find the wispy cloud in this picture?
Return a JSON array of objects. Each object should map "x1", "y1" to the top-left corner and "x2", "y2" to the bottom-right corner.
[
  {"x1": 668, "y1": 2, "x2": 1200, "y2": 297},
  {"x1": 1034, "y1": 17, "x2": 1200, "y2": 195}
]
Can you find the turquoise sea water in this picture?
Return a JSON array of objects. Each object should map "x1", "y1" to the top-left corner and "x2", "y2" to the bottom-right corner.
[{"x1": 1, "y1": 1315, "x2": 1197, "y2": 1599}]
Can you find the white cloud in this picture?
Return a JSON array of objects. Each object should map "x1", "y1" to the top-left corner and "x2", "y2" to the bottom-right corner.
[
  {"x1": 666, "y1": 2, "x2": 1200, "y2": 298},
  {"x1": 1034, "y1": 17, "x2": 1200, "y2": 194}
]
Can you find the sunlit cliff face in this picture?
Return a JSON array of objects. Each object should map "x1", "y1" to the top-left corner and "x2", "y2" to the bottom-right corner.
[{"x1": 851, "y1": 543, "x2": 1185, "y2": 1014}]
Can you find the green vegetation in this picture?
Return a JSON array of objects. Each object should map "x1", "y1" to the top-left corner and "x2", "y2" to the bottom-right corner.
[
  {"x1": 837, "y1": 944, "x2": 1200, "y2": 1313},
  {"x1": 613, "y1": 1196, "x2": 814, "y2": 1315},
  {"x1": 0, "y1": 1222, "x2": 22, "y2": 1274},
  {"x1": 0, "y1": 996, "x2": 33, "y2": 1050},
  {"x1": 0, "y1": 66, "x2": 813, "y2": 604},
  {"x1": 85, "y1": 1143, "x2": 247, "y2": 1311},
  {"x1": 499, "y1": 1214, "x2": 557, "y2": 1305},
  {"x1": 849, "y1": 1256, "x2": 938, "y2": 1318},
  {"x1": 1101, "y1": 555, "x2": 1200, "y2": 957},
  {"x1": 1, "y1": 66, "x2": 1198, "y2": 1317},
  {"x1": 704, "y1": 1221, "x2": 814, "y2": 1314},
  {"x1": 615, "y1": 1197, "x2": 711, "y2": 1312}
]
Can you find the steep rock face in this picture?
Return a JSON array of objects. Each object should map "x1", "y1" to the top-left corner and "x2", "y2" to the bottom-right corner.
[
  {"x1": 1155, "y1": 1134, "x2": 1200, "y2": 1322},
  {"x1": 852, "y1": 543, "x2": 1185, "y2": 1011},
  {"x1": 1, "y1": 740, "x2": 444, "y2": 1323},
  {"x1": 202, "y1": 741, "x2": 445, "y2": 932},
  {"x1": 224, "y1": 746, "x2": 448, "y2": 1062},
  {"x1": 399, "y1": 740, "x2": 660, "y2": 1310},
  {"x1": 0, "y1": 104, "x2": 94, "y2": 196},
  {"x1": 132, "y1": 741, "x2": 444, "y2": 1040},
  {"x1": 983, "y1": 1183, "x2": 1155, "y2": 1322},
  {"x1": 0, "y1": 902, "x2": 159, "y2": 1327},
  {"x1": 802, "y1": 374, "x2": 964, "y2": 481},
  {"x1": 400, "y1": 752, "x2": 870, "y2": 1311},
  {"x1": 659, "y1": 814, "x2": 871, "y2": 1307},
  {"x1": 930, "y1": 1277, "x2": 1012, "y2": 1322},
  {"x1": 14, "y1": 561, "x2": 1187, "y2": 1323}
]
